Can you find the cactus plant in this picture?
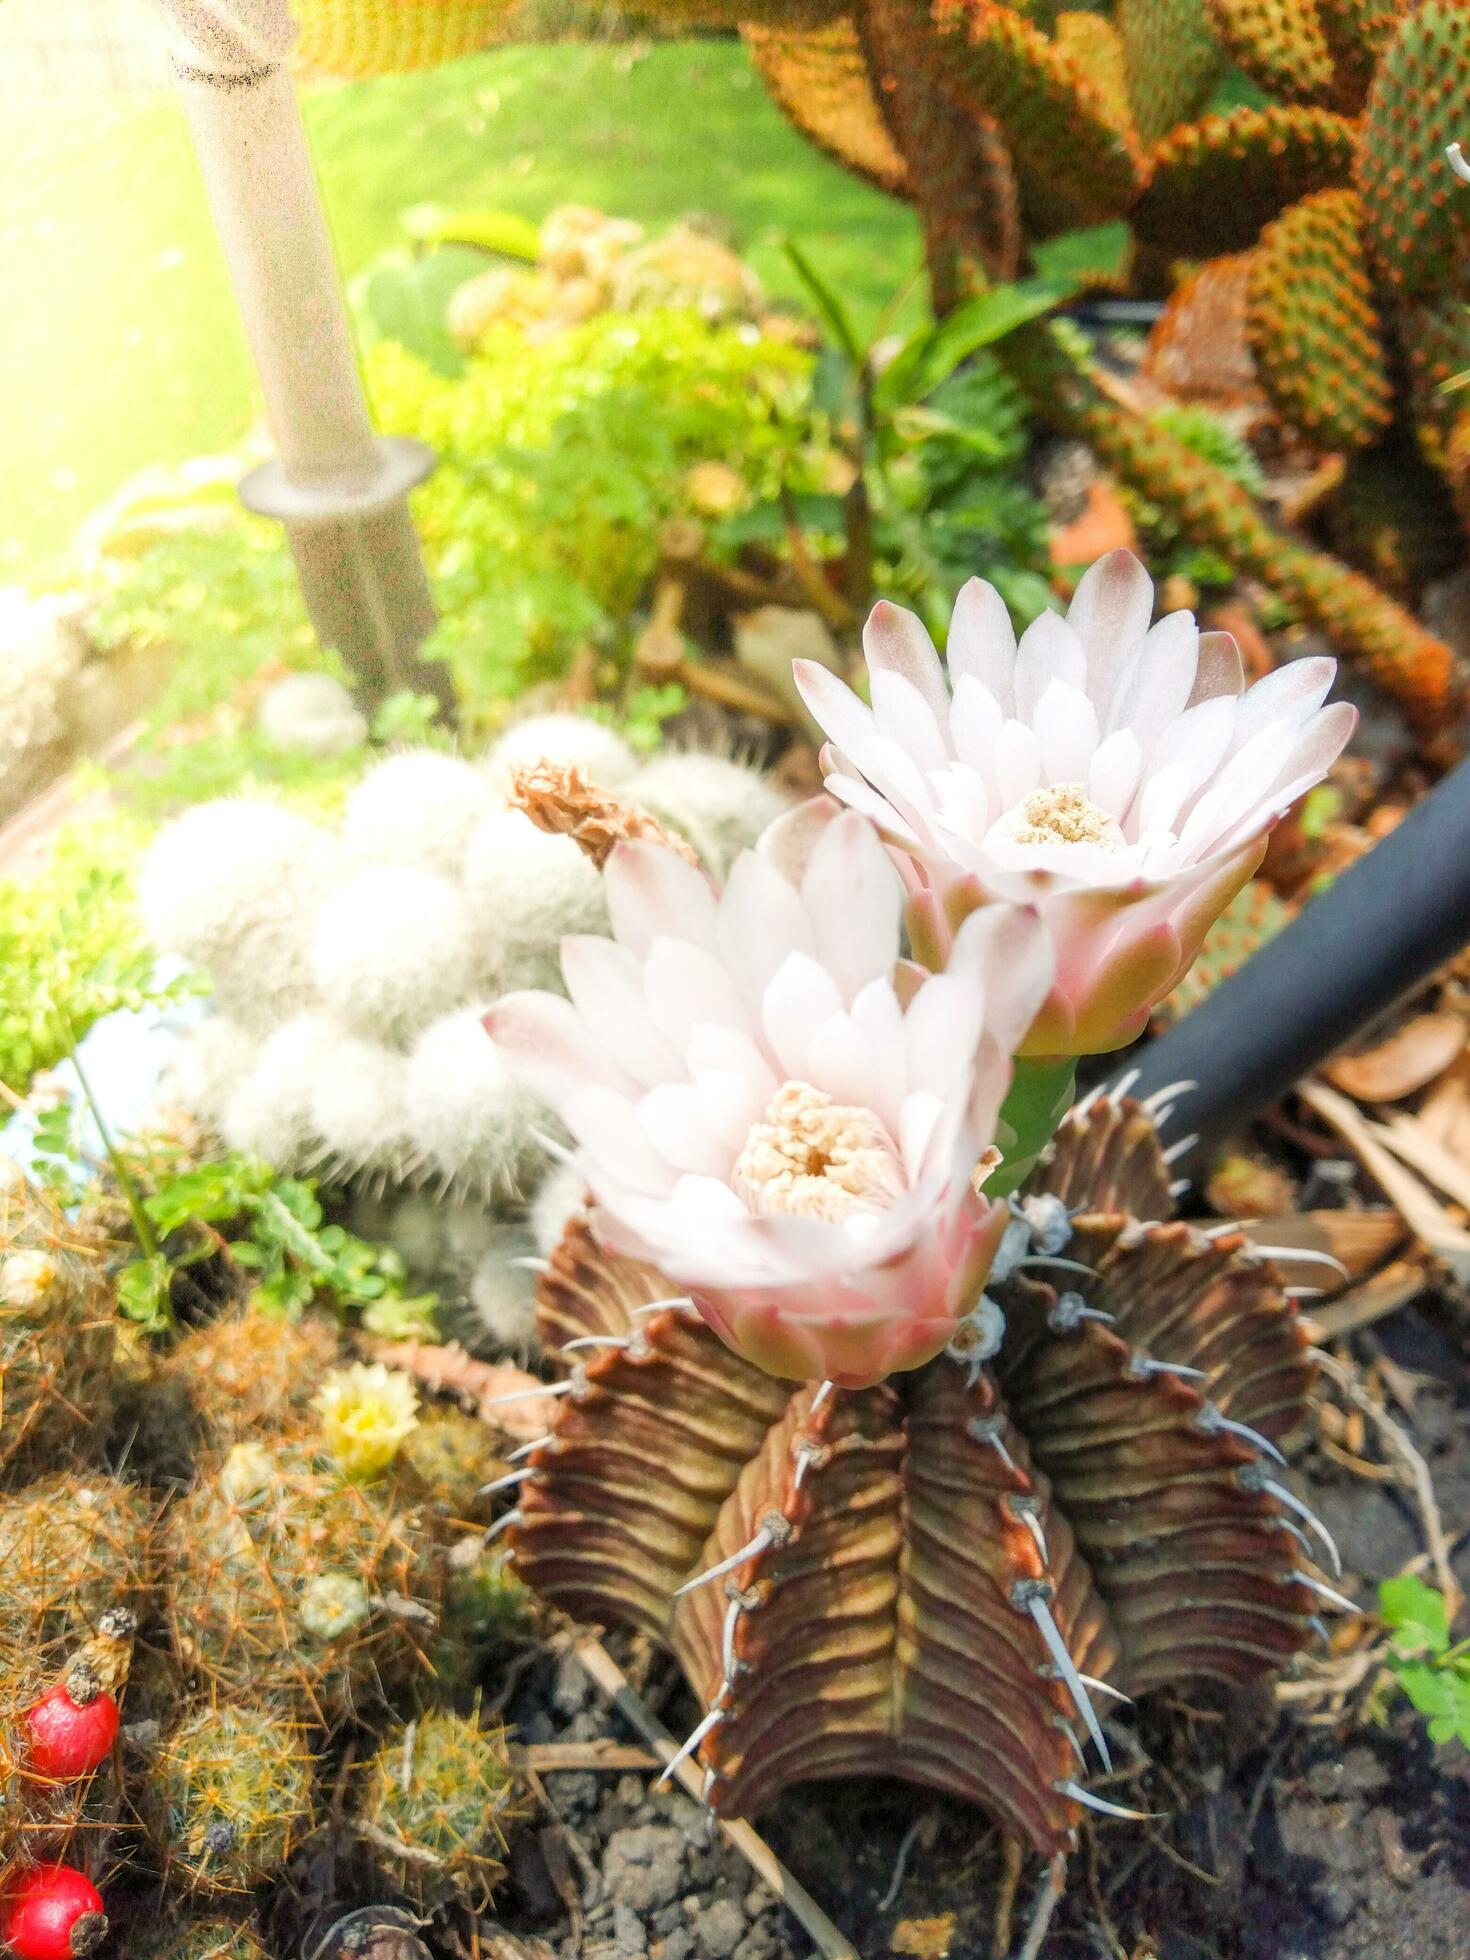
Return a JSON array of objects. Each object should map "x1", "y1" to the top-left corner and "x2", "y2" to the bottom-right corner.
[
  {"x1": 1151, "y1": 879, "x2": 1293, "y2": 1026},
  {"x1": 356, "y1": 1709, "x2": 525, "y2": 1906},
  {"x1": 501, "y1": 1095, "x2": 1340, "y2": 1859},
  {"x1": 141, "y1": 1701, "x2": 314, "y2": 1895},
  {"x1": 0, "y1": 1477, "x2": 152, "y2": 1664},
  {"x1": 0, "y1": 1168, "x2": 115, "y2": 1484},
  {"x1": 164, "y1": 1442, "x2": 440, "y2": 1723}
]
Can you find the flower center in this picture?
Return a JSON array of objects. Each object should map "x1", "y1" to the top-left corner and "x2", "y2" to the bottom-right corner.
[
  {"x1": 733, "y1": 1081, "x2": 905, "y2": 1224},
  {"x1": 999, "y1": 782, "x2": 1125, "y2": 850}
]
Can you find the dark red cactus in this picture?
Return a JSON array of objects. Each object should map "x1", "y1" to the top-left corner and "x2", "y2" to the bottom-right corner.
[{"x1": 505, "y1": 1097, "x2": 1329, "y2": 1858}]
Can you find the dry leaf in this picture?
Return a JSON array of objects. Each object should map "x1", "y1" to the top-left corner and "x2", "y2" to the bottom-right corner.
[
  {"x1": 892, "y1": 1916, "x2": 955, "y2": 1959},
  {"x1": 1322, "y1": 1013, "x2": 1465, "y2": 1103},
  {"x1": 1416, "y1": 1051, "x2": 1470, "y2": 1160},
  {"x1": 1230, "y1": 1209, "x2": 1406, "y2": 1290}
]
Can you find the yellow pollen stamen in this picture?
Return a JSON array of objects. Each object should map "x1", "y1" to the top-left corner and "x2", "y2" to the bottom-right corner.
[
  {"x1": 1000, "y1": 782, "x2": 1125, "y2": 849},
  {"x1": 733, "y1": 1081, "x2": 904, "y2": 1224}
]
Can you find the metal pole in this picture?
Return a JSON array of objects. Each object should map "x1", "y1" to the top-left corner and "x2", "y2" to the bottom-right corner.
[
  {"x1": 1108, "y1": 758, "x2": 1470, "y2": 1183},
  {"x1": 150, "y1": 0, "x2": 455, "y2": 716}
]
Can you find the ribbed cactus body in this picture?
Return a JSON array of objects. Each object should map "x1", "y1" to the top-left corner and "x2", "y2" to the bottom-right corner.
[
  {"x1": 1246, "y1": 190, "x2": 1394, "y2": 451},
  {"x1": 1205, "y1": 0, "x2": 1340, "y2": 102},
  {"x1": 507, "y1": 1101, "x2": 1323, "y2": 1852}
]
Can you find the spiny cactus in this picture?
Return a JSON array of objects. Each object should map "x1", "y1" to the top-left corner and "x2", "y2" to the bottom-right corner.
[
  {"x1": 290, "y1": 0, "x2": 518, "y2": 79},
  {"x1": 0, "y1": 1166, "x2": 115, "y2": 1483},
  {"x1": 164, "y1": 1441, "x2": 440, "y2": 1723},
  {"x1": 356, "y1": 1709, "x2": 525, "y2": 1907},
  {"x1": 142, "y1": 1701, "x2": 314, "y2": 1894},
  {"x1": 500, "y1": 1097, "x2": 1341, "y2": 1852},
  {"x1": 125, "y1": 1917, "x2": 271, "y2": 1960},
  {"x1": 0, "y1": 1476, "x2": 153, "y2": 1663},
  {"x1": 995, "y1": 321, "x2": 1459, "y2": 730},
  {"x1": 1132, "y1": 105, "x2": 1359, "y2": 257}
]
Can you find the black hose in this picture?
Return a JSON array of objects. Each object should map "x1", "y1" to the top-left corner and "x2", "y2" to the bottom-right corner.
[{"x1": 1106, "y1": 757, "x2": 1470, "y2": 1183}]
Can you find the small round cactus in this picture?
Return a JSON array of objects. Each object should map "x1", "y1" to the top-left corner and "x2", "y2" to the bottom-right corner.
[
  {"x1": 342, "y1": 752, "x2": 496, "y2": 883},
  {"x1": 403, "y1": 1009, "x2": 545, "y2": 1198},
  {"x1": 0, "y1": 1476, "x2": 152, "y2": 1663},
  {"x1": 462, "y1": 810, "x2": 608, "y2": 994},
  {"x1": 143, "y1": 1701, "x2": 314, "y2": 1894},
  {"x1": 139, "y1": 801, "x2": 341, "y2": 1033},
  {"x1": 165, "y1": 1442, "x2": 439, "y2": 1722},
  {"x1": 255, "y1": 672, "x2": 367, "y2": 758},
  {"x1": 306, "y1": 1030, "x2": 412, "y2": 1181},
  {"x1": 138, "y1": 1306, "x2": 338, "y2": 1478},
  {"x1": 312, "y1": 868, "x2": 479, "y2": 1045},
  {"x1": 124, "y1": 1916, "x2": 271, "y2": 1960},
  {"x1": 528, "y1": 1161, "x2": 588, "y2": 1259},
  {"x1": 623, "y1": 752, "x2": 790, "y2": 878},
  {"x1": 0, "y1": 1168, "x2": 115, "y2": 1481},
  {"x1": 356, "y1": 1709, "x2": 525, "y2": 1907},
  {"x1": 465, "y1": 1233, "x2": 540, "y2": 1360},
  {"x1": 482, "y1": 713, "x2": 639, "y2": 796},
  {"x1": 392, "y1": 1408, "x2": 502, "y2": 1524},
  {"x1": 158, "y1": 1018, "x2": 257, "y2": 1141},
  {"x1": 217, "y1": 1014, "x2": 333, "y2": 1171}
]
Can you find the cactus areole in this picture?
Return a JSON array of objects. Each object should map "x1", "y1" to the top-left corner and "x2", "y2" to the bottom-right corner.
[{"x1": 500, "y1": 1096, "x2": 1333, "y2": 1851}]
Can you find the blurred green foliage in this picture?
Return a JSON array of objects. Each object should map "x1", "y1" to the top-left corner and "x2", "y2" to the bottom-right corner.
[{"x1": 1379, "y1": 1575, "x2": 1470, "y2": 1750}]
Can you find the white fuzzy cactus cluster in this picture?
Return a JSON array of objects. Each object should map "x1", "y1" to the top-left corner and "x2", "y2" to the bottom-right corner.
[{"x1": 144, "y1": 715, "x2": 788, "y2": 1342}]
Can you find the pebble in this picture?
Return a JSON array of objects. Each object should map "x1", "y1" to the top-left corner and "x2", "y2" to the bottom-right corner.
[
  {"x1": 603, "y1": 1824, "x2": 688, "y2": 1913},
  {"x1": 614, "y1": 1904, "x2": 648, "y2": 1956},
  {"x1": 696, "y1": 1899, "x2": 746, "y2": 1959}
]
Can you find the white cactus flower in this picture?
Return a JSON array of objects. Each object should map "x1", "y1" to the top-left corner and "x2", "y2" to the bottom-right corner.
[{"x1": 795, "y1": 550, "x2": 1357, "y2": 1056}]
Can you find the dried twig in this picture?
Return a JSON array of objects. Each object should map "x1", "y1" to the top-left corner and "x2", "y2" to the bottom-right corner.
[
  {"x1": 1299, "y1": 1082, "x2": 1470, "y2": 1285},
  {"x1": 511, "y1": 1742, "x2": 661, "y2": 1773},
  {"x1": 573, "y1": 1635, "x2": 858, "y2": 1960},
  {"x1": 1310, "y1": 1344, "x2": 1460, "y2": 1614}
]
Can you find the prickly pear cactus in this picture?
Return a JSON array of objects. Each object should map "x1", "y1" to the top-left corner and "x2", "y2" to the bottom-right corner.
[{"x1": 501, "y1": 1098, "x2": 1338, "y2": 1853}]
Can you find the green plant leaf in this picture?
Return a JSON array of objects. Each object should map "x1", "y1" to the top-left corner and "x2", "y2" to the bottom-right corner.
[
  {"x1": 1380, "y1": 1575, "x2": 1451, "y2": 1655},
  {"x1": 874, "y1": 276, "x2": 1076, "y2": 416},
  {"x1": 782, "y1": 237, "x2": 865, "y2": 369},
  {"x1": 401, "y1": 203, "x2": 542, "y2": 261}
]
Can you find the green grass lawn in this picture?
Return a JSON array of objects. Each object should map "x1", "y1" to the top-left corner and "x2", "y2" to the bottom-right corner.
[{"x1": 1, "y1": 39, "x2": 916, "y2": 579}]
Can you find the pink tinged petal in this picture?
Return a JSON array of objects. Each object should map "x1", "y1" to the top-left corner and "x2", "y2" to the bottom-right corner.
[
  {"x1": 948, "y1": 674, "x2": 1004, "y2": 789},
  {"x1": 717, "y1": 850, "x2": 815, "y2": 1016},
  {"x1": 863, "y1": 599, "x2": 952, "y2": 724},
  {"x1": 1135, "y1": 761, "x2": 1196, "y2": 838},
  {"x1": 1187, "y1": 629, "x2": 1246, "y2": 706},
  {"x1": 604, "y1": 841, "x2": 719, "y2": 958},
  {"x1": 1032, "y1": 678, "x2": 1100, "y2": 784},
  {"x1": 1087, "y1": 727, "x2": 1144, "y2": 819},
  {"x1": 898, "y1": 1089, "x2": 949, "y2": 1183},
  {"x1": 637, "y1": 1082, "x2": 734, "y2": 1177},
  {"x1": 1065, "y1": 917, "x2": 1185, "y2": 1054},
  {"x1": 821, "y1": 771, "x2": 925, "y2": 853},
  {"x1": 1013, "y1": 609, "x2": 1087, "y2": 723},
  {"x1": 795, "y1": 663, "x2": 941, "y2": 842},
  {"x1": 869, "y1": 669, "x2": 952, "y2": 773},
  {"x1": 1228, "y1": 656, "x2": 1336, "y2": 754},
  {"x1": 687, "y1": 1022, "x2": 780, "y2": 1105},
  {"x1": 1176, "y1": 721, "x2": 1299, "y2": 856},
  {"x1": 691, "y1": 1067, "x2": 768, "y2": 1152},
  {"x1": 930, "y1": 762, "x2": 993, "y2": 849},
  {"x1": 671, "y1": 1173, "x2": 753, "y2": 1221},
  {"x1": 1146, "y1": 694, "x2": 1237, "y2": 798},
  {"x1": 800, "y1": 810, "x2": 905, "y2": 1001},
  {"x1": 1065, "y1": 548, "x2": 1156, "y2": 706},
  {"x1": 850, "y1": 977, "x2": 907, "y2": 1133},
  {"x1": 560, "y1": 936, "x2": 683, "y2": 1088},
  {"x1": 484, "y1": 991, "x2": 630, "y2": 1114},
  {"x1": 946, "y1": 575, "x2": 1018, "y2": 712},
  {"x1": 761, "y1": 950, "x2": 846, "y2": 1080},
  {"x1": 995, "y1": 719, "x2": 1043, "y2": 807},
  {"x1": 644, "y1": 936, "x2": 752, "y2": 1051},
  {"x1": 1106, "y1": 609, "x2": 1200, "y2": 751},
  {"x1": 948, "y1": 901, "x2": 1055, "y2": 1058},
  {"x1": 756, "y1": 789, "x2": 843, "y2": 879},
  {"x1": 564, "y1": 1084, "x2": 680, "y2": 1194},
  {"x1": 805, "y1": 1011, "x2": 878, "y2": 1113},
  {"x1": 903, "y1": 971, "x2": 983, "y2": 1100},
  {"x1": 1208, "y1": 701, "x2": 1359, "y2": 856}
]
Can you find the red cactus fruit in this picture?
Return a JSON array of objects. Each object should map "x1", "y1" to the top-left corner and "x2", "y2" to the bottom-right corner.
[
  {"x1": 21, "y1": 1681, "x2": 120, "y2": 1783},
  {"x1": 503, "y1": 1097, "x2": 1341, "y2": 1867},
  {"x1": 1, "y1": 1865, "x2": 108, "y2": 1960}
]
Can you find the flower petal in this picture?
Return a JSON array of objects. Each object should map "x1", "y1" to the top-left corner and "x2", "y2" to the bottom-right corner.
[
  {"x1": 1065, "y1": 548, "x2": 1155, "y2": 708},
  {"x1": 800, "y1": 809, "x2": 905, "y2": 1001},
  {"x1": 638, "y1": 1082, "x2": 734, "y2": 1177},
  {"x1": 561, "y1": 936, "x2": 683, "y2": 1088},
  {"x1": 761, "y1": 950, "x2": 846, "y2": 1080},
  {"x1": 1187, "y1": 629, "x2": 1245, "y2": 706},
  {"x1": 946, "y1": 575, "x2": 1017, "y2": 713},
  {"x1": 864, "y1": 599, "x2": 952, "y2": 725},
  {"x1": 485, "y1": 991, "x2": 630, "y2": 1114},
  {"x1": 1013, "y1": 608, "x2": 1086, "y2": 723},
  {"x1": 605, "y1": 841, "x2": 718, "y2": 957}
]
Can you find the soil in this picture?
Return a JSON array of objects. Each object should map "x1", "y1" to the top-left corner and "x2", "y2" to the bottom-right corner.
[{"x1": 478, "y1": 1296, "x2": 1470, "y2": 1960}]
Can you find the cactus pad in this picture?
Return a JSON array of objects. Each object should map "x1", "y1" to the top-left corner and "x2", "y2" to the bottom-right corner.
[
  {"x1": 929, "y1": 0, "x2": 1146, "y2": 232},
  {"x1": 1204, "y1": 0, "x2": 1340, "y2": 104},
  {"x1": 1246, "y1": 190, "x2": 1394, "y2": 450},
  {"x1": 1134, "y1": 106, "x2": 1358, "y2": 256},
  {"x1": 290, "y1": 0, "x2": 515, "y2": 77},
  {"x1": 741, "y1": 19, "x2": 909, "y2": 196},
  {"x1": 506, "y1": 1100, "x2": 1325, "y2": 1851},
  {"x1": 1356, "y1": 0, "x2": 1470, "y2": 296},
  {"x1": 1118, "y1": 0, "x2": 1223, "y2": 143}
]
